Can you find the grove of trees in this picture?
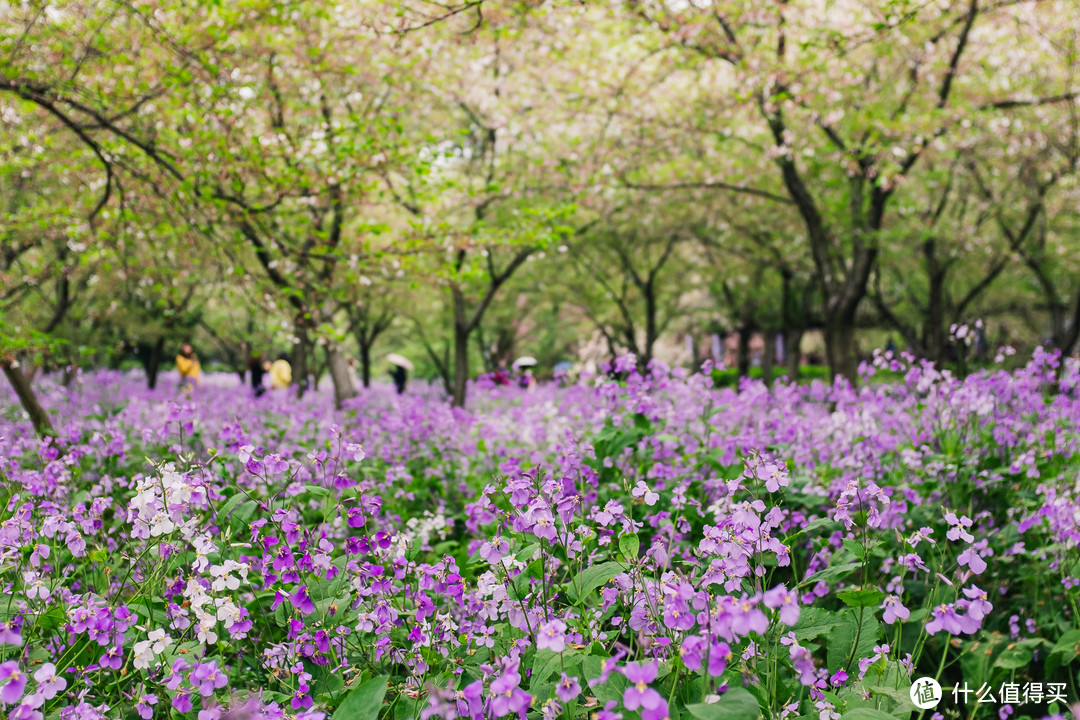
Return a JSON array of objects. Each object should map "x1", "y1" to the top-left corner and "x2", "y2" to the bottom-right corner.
[{"x1": 3, "y1": 0, "x2": 1080, "y2": 427}]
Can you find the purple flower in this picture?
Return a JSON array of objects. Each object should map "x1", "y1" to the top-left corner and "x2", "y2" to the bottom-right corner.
[
  {"x1": 960, "y1": 586, "x2": 993, "y2": 621},
  {"x1": 555, "y1": 673, "x2": 581, "y2": 703},
  {"x1": 536, "y1": 619, "x2": 566, "y2": 653},
  {"x1": 662, "y1": 599, "x2": 695, "y2": 631},
  {"x1": 621, "y1": 661, "x2": 662, "y2": 711},
  {"x1": 945, "y1": 513, "x2": 974, "y2": 543},
  {"x1": 99, "y1": 647, "x2": 123, "y2": 671},
  {"x1": 708, "y1": 642, "x2": 732, "y2": 677},
  {"x1": 0, "y1": 620, "x2": 21, "y2": 647},
  {"x1": 31, "y1": 664, "x2": 65, "y2": 700},
  {"x1": 957, "y1": 547, "x2": 987, "y2": 574},
  {"x1": 290, "y1": 586, "x2": 315, "y2": 616},
  {"x1": 291, "y1": 689, "x2": 313, "y2": 711},
  {"x1": 678, "y1": 635, "x2": 707, "y2": 671},
  {"x1": 0, "y1": 661, "x2": 27, "y2": 706},
  {"x1": 136, "y1": 694, "x2": 158, "y2": 719},
  {"x1": 489, "y1": 671, "x2": 530, "y2": 718},
  {"x1": 641, "y1": 698, "x2": 670, "y2": 720},
  {"x1": 880, "y1": 595, "x2": 910, "y2": 625},
  {"x1": 190, "y1": 661, "x2": 228, "y2": 697},
  {"x1": 588, "y1": 651, "x2": 625, "y2": 688},
  {"x1": 595, "y1": 700, "x2": 622, "y2": 720},
  {"x1": 925, "y1": 604, "x2": 979, "y2": 635},
  {"x1": 166, "y1": 659, "x2": 191, "y2": 690},
  {"x1": 172, "y1": 690, "x2": 193, "y2": 713},
  {"x1": 763, "y1": 585, "x2": 800, "y2": 626}
]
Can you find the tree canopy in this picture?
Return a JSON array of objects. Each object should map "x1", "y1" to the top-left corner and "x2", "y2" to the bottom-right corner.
[{"x1": 3, "y1": 0, "x2": 1079, "y2": 418}]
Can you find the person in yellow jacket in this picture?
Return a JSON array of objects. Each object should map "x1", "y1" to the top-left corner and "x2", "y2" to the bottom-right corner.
[
  {"x1": 269, "y1": 353, "x2": 292, "y2": 390},
  {"x1": 176, "y1": 343, "x2": 202, "y2": 394}
]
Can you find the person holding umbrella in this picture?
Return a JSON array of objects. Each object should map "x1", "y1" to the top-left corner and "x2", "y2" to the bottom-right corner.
[
  {"x1": 513, "y1": 356, "x2": 537, "y2": 391},
  {"x1": 386, "y1": 353, "x2": 413, "y2": 394}
]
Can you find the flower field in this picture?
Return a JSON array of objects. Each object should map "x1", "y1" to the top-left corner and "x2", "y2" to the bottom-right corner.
[{"x1": 2, "y1": 355, "x2": 1080, "y2": 720}]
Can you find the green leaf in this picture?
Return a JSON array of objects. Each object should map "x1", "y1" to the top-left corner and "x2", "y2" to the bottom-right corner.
[
  {"x1": 531, "y1": 649, "x2": 581, "y2": 697},
  {"x1": 686, "y1": 688, "x2": 760, "y2": 720},
  {"x1": 619, "y1": 533, "x2": 640, "y2": 560},
  {"x1": 840, "y1": 710, "x2": 901, "y2": 720},
  {"x1": 567, "y1": 561, "x2": 624, "y2": 603},
  {"x1": 787, "y1": 516, "x2": 838, "y2": 536},
  {"x1": 827, "y1": 614, "x2": 881, "y2": 671},
  {"x1": 803, "y1": 562, "x2": 860, "y2": 586},
  {"x1": 219, "y1": 493, "x2": 247, "y2": 517},
  {"x1": 994, "y1": 645, "x2": 1033, "y2": 670},
  {"x1": 515, "y1": 543, "x2": 540, "y2": 561},
  {"x1": 836, "y1": 588, "x2": 885, "y2": 608},
  {"x1": 1048, "y1": 630, "x2": 1080, "y2": 664},
  {"x1": 793, "y1": 608, "x2": 842, "y2": 641},
  {"x1": 581, "y1": 656, "x2": 627, "y2": 705},
  {"x1": 332, "y1": 675, "x2": 389, "y2": 720}
]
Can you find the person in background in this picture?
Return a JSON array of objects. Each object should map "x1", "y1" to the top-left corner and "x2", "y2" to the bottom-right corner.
[
  {"x1": 176, "y1": 342, "x2": 202, "y2": 395},
  {"x1": 390, "y1": 363, "x2": 407, "y2": 395},
  {"x1": 270, "y1": 353, "x2": 292, "y2": 390},
  {"x1": 249, "y1": 353, "x2": 268, "y2": 397},
  {"x1": 493, "y1": 361, "x2": 511, "y2": 386},
  {"x1": 518, "y1": 368, "x2": 535, "y2": 391}
]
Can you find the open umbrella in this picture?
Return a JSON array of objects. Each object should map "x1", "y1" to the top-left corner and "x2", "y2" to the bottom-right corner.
[
  {"x1": 513, "y1": 356, "x2": 538, "y2": 369},
  {"x1": 386, "y1": 353, "x2": 415, "y2": 371}
]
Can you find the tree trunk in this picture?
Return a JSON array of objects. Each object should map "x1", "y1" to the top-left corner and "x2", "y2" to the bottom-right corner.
[
  {"x1": 293, "y1": 330, "x2": 309, "y2": 400},
  {"x1": 476, "y1": 323, "x2": 493, "y2": 373},
  {"x1": 359, "y1": 341, "x2": 371, "y2": 388},
  {"x1": 452, "y1": 322, "x2": 469, "y2": 408},
  {"x1": 825, "y1": 312, "x2": 859, "y2": 384},
  {"x1": 145, "y1": 336, "x2": 165, "y2": 390},
  {"x1": 310, "y1": 346, "x2": 326, "y2": 391},
  {"x1": 643, "y1": 282, "x2": 658, "y2": 370},
  {"x1": 326, "y1": 343, "x2": 357, "y2": 410},
  {"x1": 736, "y1": 328, "x2": 751, "y2": 378},
  {"x1": 924, "y1": 269, "x2": 947, "y2": 366},
  {"x1": 784, "y1": 328, "x2": 803, "y2": 381},
  {"x1": 451, "y1": 286, "x2": 470, "y2": 407},
  {"x1": 2, "y1": 359, "x2": 55, "y2": 439},
  {"x1": 762, "y1": 330, "x2": 777, "y2": 386}
]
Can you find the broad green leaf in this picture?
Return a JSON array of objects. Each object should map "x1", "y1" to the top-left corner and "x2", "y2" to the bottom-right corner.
[
  {"x1": 793, "y1": 607, "x2": 842, "y2": 641},
  {"x1": 332, "y1": 675, "x2": 389, "y2": 720},
  {"x1": 994, "y1": 644, "x2": 1033, "y2": 670},
  {"x1": 827, "y1": 614, "x2": 881, "y2": 671},
  {"x1": 840, "y1": 710, "x2": 902, "y2": 720},
  {"x1": 686, "y1": 687, "x2": 760, "y2": 720},
  {"x1": 619, "y1": 533, "x2": 640, "y2": 560},
  {"x1": 836, "y1": 588, "x2": 885, "y2": 608},
  {"x1": 567, "y1": 561, "x2": 624, "y2": 603},
  {"x1": 803, "y1": 562, "x2": 860, "y2": 586}
]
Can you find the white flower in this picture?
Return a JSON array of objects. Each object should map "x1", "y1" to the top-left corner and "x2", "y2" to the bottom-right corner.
[
  {"x1": 23, "y1": 572, "x2": 49, "y2": 600},
  {"x1": 238, "y1": 445, "x2": 255, "y2": 464},
  {"x1": 216, "y1": 598, "x2": 241, "y2": 626},
  {"x1": 132, "y1": 639, "x2": 154, "y2": 669},
  {"x1": 149, "y1": 629, "x2": 171, "y2": 654},
  {"x1": 346, "y1": 443, "x2": 365, "y2": 461}
]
